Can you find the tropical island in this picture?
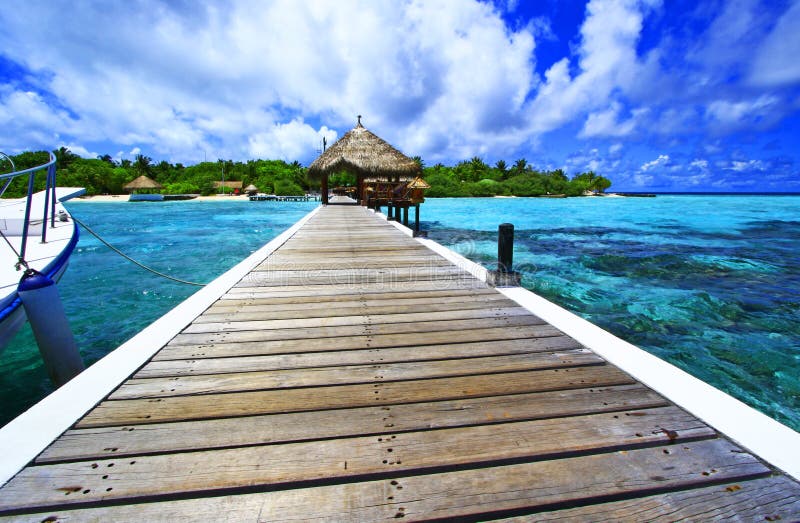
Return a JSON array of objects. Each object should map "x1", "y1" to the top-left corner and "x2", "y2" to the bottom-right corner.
[{"x1": 2, "y1": 148, "x2": 612, "y2": 198}]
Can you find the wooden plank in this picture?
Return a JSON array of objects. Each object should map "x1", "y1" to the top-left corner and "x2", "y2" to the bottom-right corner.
[
  {"x1": 498, "y1": 476, "x2": 800, "y2": 521},
  {"x1": 209, "y1": 290, "x2": 509, "y2": 310},
  {"x1": 0, "y1": 439, "x2": 767, "y2": 517},
  {"x1": 7, "y1": 477, "x2": 796, "y2": 523},
  {"x1": 234, "y1": 268, "x2": 474, "y2": 288},
  {"x1": 156, "y1": 324, "x2": 566, "y2": 360},
  {"x1": 77, "y1": 366, "x2": 636, "y2": 427},
  {"x1": 195, "y1": 298, "x2": 521, "y2": 323},
  {"x1": 255, "y1": 257, "x2": 453, "y2": 270},
  {"x1": 223, "y1": 279, "x2": 490, "y2": 298},
  {"x1": 182, "y1": 307, "x2": 532, "y2": 334},
  {"x1": 137, "y1": 336, "x2": 583, "y2": 377},
  {"x1": 38, "y1": 384, "x2": 667, "y2": 463},
  {"x1": 218, "y1": 286, "x2": 499, "y2": 304},
  {"x1": 169, "y1": 314, "x2": 547, "y2": 346},
  {"x1": 0, "y1": 407, "x2": 718, "y2": 511},
  {"x1": 112, "y1": 350, "x2": 602, "y2": 399}
]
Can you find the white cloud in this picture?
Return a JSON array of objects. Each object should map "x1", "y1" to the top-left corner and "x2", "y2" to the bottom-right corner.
[
  {"x1": 0, "y1": 0, "x2": 540, "y2": 164},
  {"x1": 248, "y1": 119, "x2": 337, "y2": 161},
  {"x1": 580, "y1": 102, "x2": 647, "y2": 138},
  {"x1": 705, "y1": 95, "x2": 780, "y2": 130},
  {"x1": 750, "y1": 0, "x2": 800, "y2": 86},
  {"x1": 61, "y1": 143, "x2": 99, "y2": 159},
  {"x1": 727, "y1": 159, "x2": 767, "y2": 172},
  {"x1": 640, "y1": 154, "x2": 669, "y2": 171}
]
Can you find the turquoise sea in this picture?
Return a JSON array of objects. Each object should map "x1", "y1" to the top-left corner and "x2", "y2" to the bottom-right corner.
[{"x1": 0, "y1": 195, "x2": 798, "y2": 433}]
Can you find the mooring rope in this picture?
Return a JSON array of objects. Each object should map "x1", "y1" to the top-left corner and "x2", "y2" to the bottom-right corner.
[
  {"x1": 0, "y1": 228, "x2": 28, "y2": 271},
  {"x1": 71, "y1": 214, "x2": 207, "y2": 287}
]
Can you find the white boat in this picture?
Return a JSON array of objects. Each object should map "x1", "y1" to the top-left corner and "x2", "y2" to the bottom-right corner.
[{"x1": 0, "y1": 152, "x2": 85, "y2": 350}]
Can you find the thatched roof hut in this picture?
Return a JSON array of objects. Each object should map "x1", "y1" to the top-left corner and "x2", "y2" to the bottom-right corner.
[
  {"x1": 123, "y1": 175, "x2": 162, "y2": 192},
  {"x1": 244, "y1": 184, "x2": 258, "y2": 195},
  {"x1": 308, "y1": 117, "x2": 421, "y2": 182},
  {"x1": 213, "y1": 181, "x2": 243, "y2": 190}
]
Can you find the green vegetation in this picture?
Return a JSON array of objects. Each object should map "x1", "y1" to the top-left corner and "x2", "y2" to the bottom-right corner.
[
  {"x1": 0, "y1": 149, "x2": 317, "y2": 197},
  {"x1": 422, "y1": 157, "x2": 612, "y2": 197},
  {"x1": 1, "y1": 148, "x2": 612, "y2": 198}
]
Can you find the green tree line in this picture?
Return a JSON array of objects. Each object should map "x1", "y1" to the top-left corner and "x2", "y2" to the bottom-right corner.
[
  {"x1": 418, "y1": 156, "x2": 611, "y2": 197},
  {"x1": 1, "y1": 148, "x2": 612, "y2": 198}
]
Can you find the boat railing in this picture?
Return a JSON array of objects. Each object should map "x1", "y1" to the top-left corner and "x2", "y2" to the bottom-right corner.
[{"x1": 0, "y1": 152, "x2": 59, "y2": 266}]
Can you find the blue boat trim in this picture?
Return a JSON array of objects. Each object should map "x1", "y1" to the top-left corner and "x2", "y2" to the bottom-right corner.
[{"x1": 0, "y1": 221, "x2": 80, "y2": 325}]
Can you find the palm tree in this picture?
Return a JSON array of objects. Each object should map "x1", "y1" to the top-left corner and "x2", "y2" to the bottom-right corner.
[
  {"x1": 512, "y1": 158, "x2": 528, "y2": 176},
  {"x1": 133, "y1": 154, "x2": 152, "y2": 177}
]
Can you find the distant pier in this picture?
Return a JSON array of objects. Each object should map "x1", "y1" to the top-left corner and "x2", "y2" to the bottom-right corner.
[
  {"x1": 0, "y1": 204, "x2": 798, "y2": 520},
  {"x1": 248, "y1": 194, "x2": 318, "y2": 202}
]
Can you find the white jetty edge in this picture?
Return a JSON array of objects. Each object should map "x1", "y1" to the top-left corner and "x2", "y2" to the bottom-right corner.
[
  {"x1": 382, "y1": 215, "x2": 800, "y2": 482},
  {"x1": 0, "y1": 206, "x2": 321, "y2": 485}
]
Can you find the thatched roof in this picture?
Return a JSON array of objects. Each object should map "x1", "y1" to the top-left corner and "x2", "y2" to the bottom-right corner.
[
  {"x1": 407, "y1": 176, "x2": 431, "y2": 189},
  {"x1": 308, "y1": 117, "x2": 421, "y2": 181},
  {"x1": 244, "y1": 184, "x2": 258, "y2": 192},
  {"x1": 213, "y1": 181, "x2": 243, "y2": 189},
  {"x1": 123, "y1": 175, "x2": 162, "y2": 191}
]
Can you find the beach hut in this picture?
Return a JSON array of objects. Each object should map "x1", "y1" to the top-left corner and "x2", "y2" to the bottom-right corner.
[
  {"x1": 213, "y1": 180, "x2": 243, "y2": 195},
  {"x1": 123, "y1": 175, "x2": 163, "y2": 193},
  {"x1": 307, "y1": 116, "x2": 421, "y2": 206},
  {"x1": 124, "y1": 175, "x2": 164, "y2": 201},
  {"x1": 244, "y1": 184, "x2": 259, "y2": 196}
]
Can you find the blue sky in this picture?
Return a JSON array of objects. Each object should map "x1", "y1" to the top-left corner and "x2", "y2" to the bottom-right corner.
[{"x1": 1, "y1": 0, "x2": 799, "y2": 191}]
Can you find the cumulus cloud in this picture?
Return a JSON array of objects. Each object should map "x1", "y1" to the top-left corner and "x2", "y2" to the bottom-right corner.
[
  {"x1": 0, "y1": 0, "x2": 797, "y2": 193},
  {"x1": 750, "y1": 0, "x2": 800, "y2": 86},
  {"x1": 640, "y1": 154, "x2": 670, "y2": 171},
  {"x1": 705, "y1": 95, "x2": 780, "y2": 130},
  {"x1": 527, "y1": 0, "x2": 653, "y2": 134},
  {"x1": 0, "y1": 0, "x2": 538, "y2": 164}
]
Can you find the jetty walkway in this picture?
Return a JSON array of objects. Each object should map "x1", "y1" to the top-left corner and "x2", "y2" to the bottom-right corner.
[{"x1": 1, "y1": 204, "x2": 799, "y2": 520}]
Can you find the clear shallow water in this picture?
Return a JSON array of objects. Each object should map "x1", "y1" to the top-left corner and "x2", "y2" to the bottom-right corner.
[
  {"x1": 2, "y1": 196, "x2": 798, "y2": 434},
  {"x1": 0, "y1": 200, "x2": 316, "y2": 426},
  {"x1": 421, "y1": 196, "x2": 800, "y2": 431}
]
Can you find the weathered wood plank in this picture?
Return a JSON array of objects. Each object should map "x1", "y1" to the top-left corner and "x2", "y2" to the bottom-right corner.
[
  {"x1": 0, "y1": 439, "x2": 768, "y2": 518},
  {"x1": 207, "y1": 291, "x2": 510, "y2": 313},
  {"x1": 170, "y1": 315, "x2": 546, "y2": 346},
  {"x1": 38, "y1": 384, "x2": 667, "y2": 463},
  {"x1": 138, "y1": 336, "x2": 582, "y2": 377},
  {"x1": 199, "y1": 296, "x2": 518, "y2": 321},
  {"x1": 156, "y1": 324, "x2": 567, "y2": 360},
  {"x1": 498, "y1": 476, "x2": 800, "y2": 522},
  {"x1": 78, "y1": 366, "x2": 635, "y2": 427},
  {"x1": 0, "y1": 407, "x2": 719, "y2": 512},
  {"x1": 7, "y1": 477, "x2": 796, "y2": 523},
  {"x1": 113, "y1": 350, "x2": 602, "y2": 399},
  {"x1": 223, "y1": 279, "x2": 490, "y2": 298},
  {"x1": 234, "y1": 268, "x2": 474, "y2": 288},
  {"x1": 218, "y1": 286, "x2": 499, "y2": 304},
  {"x1": 182, "y1": 306, "x2": 532, "y2": 334}
]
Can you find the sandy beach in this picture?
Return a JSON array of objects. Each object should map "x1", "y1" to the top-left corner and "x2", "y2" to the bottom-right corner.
[{"x1": 76, "y1": 194, "x2": 254, "y2": 202}]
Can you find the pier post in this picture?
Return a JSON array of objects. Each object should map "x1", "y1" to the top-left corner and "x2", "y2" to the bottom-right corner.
[
  {"x1": 321, "y1": 176, "x2": 329, "y2": 205},
  {"x1": 487, "y1": 223, "x2": 520, "y2": 286},
  {"x1": 412, "y1": 204, "x2": 426, "y2": 237},
  {"x1": 402, "y1": 206, "x2": 409, "y2": 226}
]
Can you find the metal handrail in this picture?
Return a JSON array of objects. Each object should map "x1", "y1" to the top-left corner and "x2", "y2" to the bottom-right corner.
[{"x1": 0, "y1": 152, "x2": 59, "y2": 263}]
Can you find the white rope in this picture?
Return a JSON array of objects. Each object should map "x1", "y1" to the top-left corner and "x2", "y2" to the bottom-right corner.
[{"x1": 71, "y1": 214, "x2": 207, "y2": 287}]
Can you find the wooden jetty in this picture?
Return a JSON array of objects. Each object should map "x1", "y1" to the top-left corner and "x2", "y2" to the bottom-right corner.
[{"x1": 1, "y1": 204, "x2": 799, "y2": 521}]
